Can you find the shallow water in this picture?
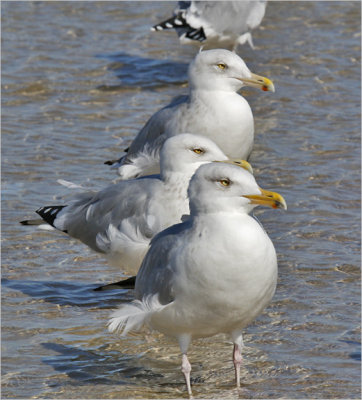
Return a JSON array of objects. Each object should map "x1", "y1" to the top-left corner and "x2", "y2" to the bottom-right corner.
[{"x1": 1, "y1": 1, "x2": 361, "y2": 399}]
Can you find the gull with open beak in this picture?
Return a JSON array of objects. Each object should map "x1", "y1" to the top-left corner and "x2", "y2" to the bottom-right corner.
[
  {"x1": 109, "y1": 162, "x2": 286, "y2": 396},
  {"x1": 105, "y1": 49, "x2": 275, "y2": 179}
]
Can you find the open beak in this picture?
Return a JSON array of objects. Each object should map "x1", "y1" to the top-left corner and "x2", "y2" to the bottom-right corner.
[
  {"x1": 215, "y1": 159, "x2": 253, "y2": 174},
  {"x1": 243, "y1": 188, "x2": 287, "y2": 210},
  {"x1": 240, "y1": 72, "x2": 275, "y2": 92}
]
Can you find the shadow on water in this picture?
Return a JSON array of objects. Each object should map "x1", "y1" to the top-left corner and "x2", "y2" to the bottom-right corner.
[
  {"x1": 339, "y1": 339, "x2": 362, "y2": 362},
  {"x1": 349, "y1": 351, "x2": 362, "y2": 362},
  {"x1": 40, "y1": 342, "x2": 191, "y2": 390},
  {"x1": 41, "y1": 342, "x2": 152, "y2": 385},
  {"x1": 96, "y1": 52, "x2": 188, "y2": 90},
  {"x1": 2, "y1": 278, "x2": 133, "y2": 308}
]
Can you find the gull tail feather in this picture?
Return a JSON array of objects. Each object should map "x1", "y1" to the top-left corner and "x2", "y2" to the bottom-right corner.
[
  {"x1": 94, "y1": 276, "x2": 136, "y2": 291},
  {"x1": 20, "y1": 218, "x2": 45, "y2": 226},
  {"x1": 108, "y1": 295, "x2": 164, "y2": 336},
  {"x1": 104, "y1": 147, "x2": 129, "y2": 166},
  {"x1": 19, "y1": 219, "x2": 56, "y2": 231},
  {"x1": 117, "y1": 142, "x2": 162, "y2": 179}
]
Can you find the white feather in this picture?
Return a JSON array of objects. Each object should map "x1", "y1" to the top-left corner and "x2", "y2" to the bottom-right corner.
[
  {"x1": 57, "y1": 179, "x2": 85, "y2": 190},
  {"x1": 96, "y1": 222, "x2": 151, "y2": 272},
  {"x1": 108, "y1": 294, "x2": 164, "y2": 335},
  {"x1": 37, "y1": 224, "x2": 56, "y2": 231},
  {"x1": 118, "y1": 141, "x2": 162, "y2": 179},
  {"x1": 96, "y1": 222, "x2": 149, "y2": 253}
]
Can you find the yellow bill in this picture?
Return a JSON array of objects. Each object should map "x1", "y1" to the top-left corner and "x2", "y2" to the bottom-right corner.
[
  {"x1": 240, "y1": 72, "x2": 275, "y2": 92},
  {"x1": 243, "y1": 188, "x2": 287, "y2": 210}
]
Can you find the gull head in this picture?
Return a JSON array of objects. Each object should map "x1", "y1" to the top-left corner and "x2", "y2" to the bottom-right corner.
[
  {"x1": 159, "y1": 134, "x2": 251, "y2": 179},
  {"x1": 188, "y1": 49, "x2": 275, "y2": 93},
  {"x1": 188, "y1": 162, "x2": 286, "y2": 215}
]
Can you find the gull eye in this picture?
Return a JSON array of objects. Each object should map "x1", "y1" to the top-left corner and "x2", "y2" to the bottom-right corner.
[
  {"x1": 219, "y1": 178, "x2": 230, "y2": 187},
  {"x1": 193, "y1": 148, "x2": 204, "y2": 155},
  {"x1": 217, "y1": 63, "x2": 227, "y2": 70}
]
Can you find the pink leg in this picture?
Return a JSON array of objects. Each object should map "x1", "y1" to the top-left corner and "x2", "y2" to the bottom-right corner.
[
  {"x1": 233, "y1": 343, "x2": 243, "y2": 388},
  {"x1": 181, "y1": 353, "x2": 192, "y2": 396}
]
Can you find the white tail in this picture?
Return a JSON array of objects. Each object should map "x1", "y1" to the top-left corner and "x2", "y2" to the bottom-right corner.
[
  {"x1": 108, "y1": 295, "x2": 164, "y2": 336},
  {"x1": 117, "y1": 141, "x2": 162, "y2": 179}
]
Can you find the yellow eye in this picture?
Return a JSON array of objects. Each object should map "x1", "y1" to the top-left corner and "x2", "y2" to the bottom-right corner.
[
  {"x1": 193, "y1": 148, "x2": 204, "y2": 154},
  {"x1": 217, "y1": 63, "x2": 226, "y2": 70},
  {"x1": 220, "y1": 179, "x2": 230, "y2": 187}
]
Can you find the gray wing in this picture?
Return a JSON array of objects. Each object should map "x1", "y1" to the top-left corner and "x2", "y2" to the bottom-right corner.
[
  {"x1": 191, "y1": 1, "x2": 267, "y2": 35},
  {"x1": 124, "y1": 95, "x2": 188, "y2": 157},
  {"x1": 54, "y1": 177, "x2": 164, "y2": 251},
  {"x1": 114, "y1": 95, "x2": 189, "y2": 179},
  {"x1": 135, "y1": 220, "x2": 191, "y2": 305}
]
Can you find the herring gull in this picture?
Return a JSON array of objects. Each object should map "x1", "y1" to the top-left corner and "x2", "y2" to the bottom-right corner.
[
  {"x1": 22, "y1": 134, "x2": 251, "y2": 274},
  {"x1": 108, "y1": 162, "x2": 286, "y2": 395},
  {"x1": 151, "y1": 1, "x2": 267, "y2": 50},
  {"x1": 106, "y1": 49, "x2": 274, "y2": 179}
]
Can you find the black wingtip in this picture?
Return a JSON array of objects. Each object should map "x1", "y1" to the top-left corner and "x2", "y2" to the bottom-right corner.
[
  {"x1": 36, "y1": 205, "x2": 67, "y2": 227},
  {"x1": 93, "y1": 276, "x2": 136, "y2": 291},
  {"x1": 186, "y1": 27, "x2": 206, "y2": 42},
  {"x1": 104, "y1": 152, "x2": 126, "y2": 166},
  {"x1": 20, "y1": 219, "x2": 44, "y2": 225},
  {"x1": 152, "y1": 12, "x2": 188, "y2": 31},
  {"x1": 152, "y1": 12, "x2": 206, "y2": 42}
]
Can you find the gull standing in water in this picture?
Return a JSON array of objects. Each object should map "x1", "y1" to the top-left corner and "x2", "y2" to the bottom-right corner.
[
  {"x1": 106, "y1": 49, "x2": 274, "y2": 179},
  {"x1": 22, "y1": 134, "x2": 251, "y2": 274},
  {"x1": 109, "y1": 162, "x2": 286, "y2": 395},
  {"x1": 152, "y1": 1, "x2": 267, "y2": 50}
]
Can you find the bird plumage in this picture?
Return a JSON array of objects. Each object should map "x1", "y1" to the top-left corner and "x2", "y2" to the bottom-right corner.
[
  {"x1": 109, "y1": 162, "x2": 286, "y2": 394},
  {"x1": 108, "y1": 49, "x2": 274, "y2": 180},
  {"x1": 25, "y1": 134, "x2": 238, "y2": 274},
  {"x1": 152, "y1": 1, "x2": 267, "y2": 50}
]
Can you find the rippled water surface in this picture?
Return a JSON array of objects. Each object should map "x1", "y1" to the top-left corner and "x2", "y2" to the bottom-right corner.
[{"x1": 2, "y1": 1, "x2": 361, "y2": 399}]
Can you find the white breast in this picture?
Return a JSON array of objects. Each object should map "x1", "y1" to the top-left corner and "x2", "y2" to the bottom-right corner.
[
  {"x1": 166, "y1": 91, "x2": 254, "y2": 160},
  {"x1": 150, "y1": 214, "x2": 277, "y2": 338}
]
